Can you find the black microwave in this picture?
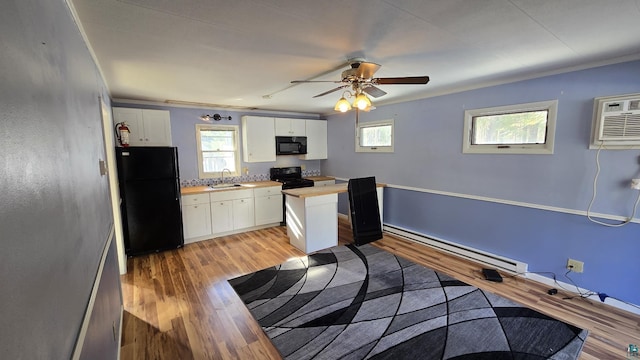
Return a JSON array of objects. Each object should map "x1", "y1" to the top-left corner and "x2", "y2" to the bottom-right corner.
[{"x1": 276, "y1": 136, "x2": 307, "y2": 155}]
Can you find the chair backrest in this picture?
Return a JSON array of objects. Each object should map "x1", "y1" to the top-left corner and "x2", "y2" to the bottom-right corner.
[{"x1": 347, "y1": 177, "x2": 382, "y2": 245}]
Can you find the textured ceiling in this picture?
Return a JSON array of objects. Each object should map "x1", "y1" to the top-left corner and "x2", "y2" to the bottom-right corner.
[{"x1": 69, "y1": 0, "x2": 640, "y2": 114}]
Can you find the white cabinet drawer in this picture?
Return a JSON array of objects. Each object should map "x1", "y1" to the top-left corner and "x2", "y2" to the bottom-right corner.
[
  {"x1": 182, "y1": 194, "x2": 210, "y2": 205},
  {"x1": 209, "y1": 188, "x2": 254, "y2": 202},
  {"x1": 254, "y1": 186, "x2": 282, "y2": 197},
  {"x1": 314, "y1": 180, "x2": 335, "y2": 187}
]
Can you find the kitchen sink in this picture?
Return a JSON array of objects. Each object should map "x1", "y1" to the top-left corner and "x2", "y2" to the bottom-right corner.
[{"x1": 209, "y1": 183, "x2": 243, "y2": 189}]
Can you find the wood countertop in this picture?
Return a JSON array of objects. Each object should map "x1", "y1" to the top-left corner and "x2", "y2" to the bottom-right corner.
[
  {"x1": 282, "y1": 183, "x2": 385, "y2": 199},
  {"x1": 181, "y1": 181, "x2": 282, "y2": 195},
  {"x1": 304, "y1": 176, "x2": 335, "y2": 182}
]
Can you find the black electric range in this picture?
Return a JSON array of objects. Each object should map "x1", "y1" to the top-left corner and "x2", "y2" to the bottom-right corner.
[
  {"x1": 270, "y1": 166, "x2": 314, "y2": 189},
  {"x1": 270, "y1": 166, "x2": 314, "y2": 225}
]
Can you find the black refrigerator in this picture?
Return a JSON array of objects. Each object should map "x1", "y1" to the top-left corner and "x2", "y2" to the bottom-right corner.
[{"x1": 116, "y1": 147, "x2": 184, "y2": 256}]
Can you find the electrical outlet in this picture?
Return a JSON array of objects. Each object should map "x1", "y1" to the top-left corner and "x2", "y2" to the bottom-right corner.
[
  {"x1": 300, "y1": 164, "x2": 306, "y2": 171},
  {"x1": 567, "y1": 259, "x2": 584, "y2": 273}
]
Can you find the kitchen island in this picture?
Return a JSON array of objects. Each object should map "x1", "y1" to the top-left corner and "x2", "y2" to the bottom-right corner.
[{"x1": 282, "y1": 183, "x2": 384, "y2": 254}]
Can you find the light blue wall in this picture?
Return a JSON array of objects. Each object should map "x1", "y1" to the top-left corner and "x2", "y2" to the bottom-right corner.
[
  {"x1": 325, "y1": 60, "x2": 640, "y2": 306},
  {"x1": 111, "y1": 104, "x2": 324, "y2": 182}
]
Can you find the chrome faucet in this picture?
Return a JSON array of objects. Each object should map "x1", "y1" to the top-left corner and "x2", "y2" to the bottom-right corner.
[{"x1": 221, "y1": 168, "x2": 232, "y2": 184}]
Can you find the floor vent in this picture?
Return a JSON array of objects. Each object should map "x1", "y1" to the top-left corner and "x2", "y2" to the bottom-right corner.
[{"x1": 384, "y1": 225, "x2": 528, "y2": 274}]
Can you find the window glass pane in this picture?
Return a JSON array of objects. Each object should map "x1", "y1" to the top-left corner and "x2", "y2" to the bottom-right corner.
[
  {"x1": 472, "y1": 110, "x2": 548, "y2": 145},
  {"x1": 202, "y1": 151, "x2": 236, "y2": 173},
  {"x1": 361, "y1": 125, "x2": 392, "y2": 146},
  {"x1": 200, "y1": 130, "x2": 235, "y2": 151},
  {"x1": 196, "y1": 124, "x2": 240, "y2": 177}
]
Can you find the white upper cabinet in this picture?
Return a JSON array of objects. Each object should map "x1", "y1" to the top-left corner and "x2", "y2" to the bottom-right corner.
[
  {"x1": 275, "y1": 118, "x2": 306, "y2": 136},
  {"x1": 112, "y1": 107, "x2": 172, "y2": 146},
  {"x1": 300, "y1": 120, "x2": 328, "y2": 160},
  {"x1": 242, "y1": 116, "x2": 276, "y2": 163}
]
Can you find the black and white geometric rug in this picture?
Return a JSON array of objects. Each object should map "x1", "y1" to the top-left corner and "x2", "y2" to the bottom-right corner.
[{"x1": 229, "y1": 244, "x2": 588, "y2": 359}]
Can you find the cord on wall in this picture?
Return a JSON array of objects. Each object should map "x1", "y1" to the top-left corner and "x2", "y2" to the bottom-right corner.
[{"x1": 586, "y1": 145, "x2": 640, "y2": 227}]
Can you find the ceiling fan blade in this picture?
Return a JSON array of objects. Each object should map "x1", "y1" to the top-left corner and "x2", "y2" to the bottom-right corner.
[
  {"x1": 362, "y1": 86, "x2": 387, "y2": 98},
  {"x1": 312, "y1": 85, "x2": 349, "y2": 98},
  {"x1": 374, "y1": 76, "x2": 430, "y2": 85},
  {"x1": 291, "y1": 80, "x2": 341, "y2": 83},
  {"x1": 353, "y1": 62, "x2": 381, "y2": 79}
]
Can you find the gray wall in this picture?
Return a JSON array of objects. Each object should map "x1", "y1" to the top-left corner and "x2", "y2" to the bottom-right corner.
[
  {"x1": 79, "y1": 236, "x2": 122, "y2": 360},
  {"x1": 1, "y1": 1, "x2": 118, "y2": 358}
]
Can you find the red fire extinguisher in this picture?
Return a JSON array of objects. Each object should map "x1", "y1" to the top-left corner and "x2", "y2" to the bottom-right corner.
[{"x1": 115, "y1": 122, "x2": 130, "y2": 147}]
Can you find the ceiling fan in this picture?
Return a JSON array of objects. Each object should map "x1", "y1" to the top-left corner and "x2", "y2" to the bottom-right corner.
[{"x1": 291, "y1": 58, "x2": 430, "y2": 112}]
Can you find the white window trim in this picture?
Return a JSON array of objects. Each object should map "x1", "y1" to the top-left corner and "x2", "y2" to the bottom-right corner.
[
  {"x1": 195, "y1": 124, "x2": 241, "y2": 178},
  {"x1": 355, "y1": 119, "x2": 394, "y2": 153},
  {"x1": 463, "y1": 100, "x2": 557, "y2": 155}
]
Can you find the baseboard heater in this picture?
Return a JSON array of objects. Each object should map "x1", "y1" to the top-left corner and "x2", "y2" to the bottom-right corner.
[{"x1": 384, "y1": 224, "x2": 528, "y2": 274}]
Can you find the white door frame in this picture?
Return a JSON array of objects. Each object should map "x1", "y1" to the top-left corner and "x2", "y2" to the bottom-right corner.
[{"x1": 100, "y1": 96, "x2": 127, "y2": 274}]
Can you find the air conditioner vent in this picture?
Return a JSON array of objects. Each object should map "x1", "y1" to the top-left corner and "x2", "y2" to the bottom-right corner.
[
  {"x1": 601, "y1": 114, "x2": 640, "y2": 139},
  {"x1": 590, "y1": 93, "x2": 640, "y2": 149}
]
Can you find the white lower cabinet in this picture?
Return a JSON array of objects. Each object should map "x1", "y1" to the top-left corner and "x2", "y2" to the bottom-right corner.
[
  {"x1": 182, "y1": 195, "x2": 212, "y2": 243},
  {"x1": 210, "y1": 188, "x2": 254, "y2": 234},
  {"x1": 233, "y1": 197, "x2": 255, "y2": 229},
  {"x1": 211, "y1": 200, "x2": 234, "y2": 234},
  {"x1": 254, "y1": 186, "x2": 283, "y2": 225},
  {"x1": 182, "y1": 186, "x2": 284, "y2": 243}
]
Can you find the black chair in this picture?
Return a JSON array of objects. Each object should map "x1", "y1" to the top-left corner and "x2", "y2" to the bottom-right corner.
[{"x1": 348, "y1": 177, "x2": 382, "y2": 245}]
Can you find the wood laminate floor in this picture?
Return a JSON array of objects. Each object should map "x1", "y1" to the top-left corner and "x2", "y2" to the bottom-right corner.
[{"x1": 120, "y1": 220, "x2": 640, "y2": 359}]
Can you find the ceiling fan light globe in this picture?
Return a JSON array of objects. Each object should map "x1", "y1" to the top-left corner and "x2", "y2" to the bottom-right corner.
[
  {"x1": 334, "y1": 97, "x2": 352, "y2": 112},
  {"x1": 354, "y1": 93, "x2": 372, "y2": 110}
]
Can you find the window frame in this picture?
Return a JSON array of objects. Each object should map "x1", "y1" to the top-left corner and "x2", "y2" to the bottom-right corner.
[
  {"x1": 462, "y1": 100, "x2": 557, "y2": 154},
  {"x1": 195, "y1": 124, "x2": 241, "y2": 178},
  {"x1": 355, "y1": 119, "x2": 394, "y2": 153}
]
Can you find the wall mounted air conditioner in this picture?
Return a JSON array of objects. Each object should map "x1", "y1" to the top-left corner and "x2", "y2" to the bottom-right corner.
[{"x1": 590, "y1": 93, "x2": 640, "y2": 149}]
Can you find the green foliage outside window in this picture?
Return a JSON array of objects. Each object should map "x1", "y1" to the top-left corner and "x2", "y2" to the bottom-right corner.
[
  {"x1": 361, "y1": 125, "x2": 392, "y2": 147},
  {"x1": 199, "y1": 128, "x2": 237, "y2": 174},
  {"x1": 472, "y1": 110, "x2": 548, "y2": 145}
]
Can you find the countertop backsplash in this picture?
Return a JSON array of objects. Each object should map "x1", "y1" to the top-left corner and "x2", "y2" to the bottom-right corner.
[{"x1": 180, "y1": 169, "x2": 321, "y2": 188}]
